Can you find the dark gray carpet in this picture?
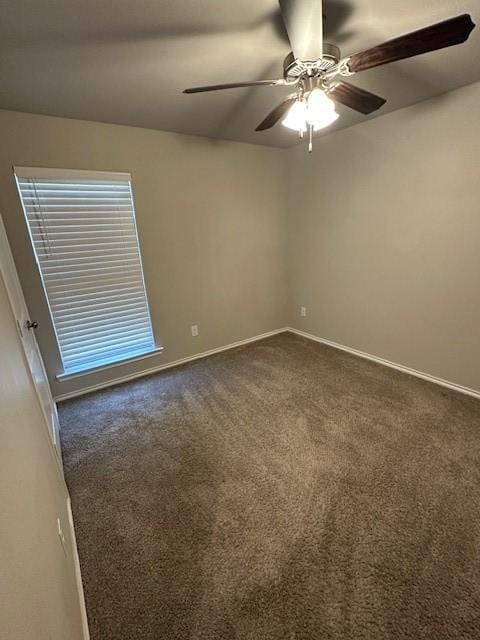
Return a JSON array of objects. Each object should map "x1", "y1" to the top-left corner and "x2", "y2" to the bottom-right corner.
[{"x1": 59, "y1": 332, "x2": 480, "y2": 640}]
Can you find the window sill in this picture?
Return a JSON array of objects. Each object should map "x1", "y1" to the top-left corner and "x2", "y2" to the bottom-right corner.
[{"x1": 56, "y1": 347, "x2": 164, "y2": 382}]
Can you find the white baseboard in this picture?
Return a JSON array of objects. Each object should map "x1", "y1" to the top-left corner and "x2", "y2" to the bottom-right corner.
[
  {"x1": 55, "y1": 328, "x2": 289, "y2": 402},
  {"x1": 287, "y1": 327, "x2": 480, "y2": 400},
  {"x1": 56, "y1": 325, "x2": 480, "y2": 402},
  {"x1": 67, "y1": 497, "x2": 90, "y2": 640}
]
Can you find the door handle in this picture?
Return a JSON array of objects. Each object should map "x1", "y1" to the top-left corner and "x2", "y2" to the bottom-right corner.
[{"x1": 26, "y1": 320, "x2": 38, "y2": 330}]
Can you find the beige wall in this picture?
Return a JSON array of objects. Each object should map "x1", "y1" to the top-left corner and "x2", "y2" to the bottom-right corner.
[
  {"x1": 0, "y1": 110, "x2": 289, "y2": 397},
  {"x1": 287, "y1": 81, "x2": 480, "y2": 392},
  {"x1": 0, "y1": 273, "x2": 85, "y2": 639},
  {"x1": 1, "y1": 83, "x2": 480, "y2": 399},
  {"x1": 2, "y1": 81, "x2": 479, "y2": 640}
]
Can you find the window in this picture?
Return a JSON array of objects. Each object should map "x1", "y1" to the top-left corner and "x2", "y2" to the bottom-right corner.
[{"x1": 16, "y1": 167, "x2": 157, "y2": 376}]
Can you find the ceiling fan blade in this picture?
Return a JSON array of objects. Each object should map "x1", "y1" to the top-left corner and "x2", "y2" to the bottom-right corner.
[
  {"x1": 328, "y1": 82, "x2": 386, "y2": 114},
  {"x1": 346, "y1": 14, "x2": 475, "y2": 74},
  {"x1": 255, "y1": 97, "x2": 297, "y2": 131},
  {"x1": 279, "y1": 0, "x2": 323, "y2": 61},
  {"x1": 183, "y1": 79, "x2": 285, "y2": 94}
]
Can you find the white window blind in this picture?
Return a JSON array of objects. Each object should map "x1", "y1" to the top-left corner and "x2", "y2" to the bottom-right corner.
[{"x1": 15, "y1": 167, "x2": 156, "y2": 376}]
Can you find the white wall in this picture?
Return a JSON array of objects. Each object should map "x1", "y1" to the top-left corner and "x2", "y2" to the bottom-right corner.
[
  {"x1": 287, "y1": 81, "x2": 480, "y2": 392},
  {"x1": 0, "y1": 110, "x2": 289, "y2": 398},
  {"x1": 0, "y1": 272, "x2": 85, "y2": 640}
]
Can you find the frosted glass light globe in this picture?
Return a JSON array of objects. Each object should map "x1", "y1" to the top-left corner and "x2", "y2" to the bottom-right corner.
[
  {"x1": 306, "y1": 89, "x2": 339, "y2": 129},
  {"x1": 282, "y1": 91, "x2": 339, "y2": 134},
  {"x1": 282, "y1": 100, "x2": 308, "y2": 132}
]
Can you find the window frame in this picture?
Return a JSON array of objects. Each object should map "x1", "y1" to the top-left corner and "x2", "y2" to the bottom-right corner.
[{"x1": 14, "y1": 166, "x2": 161, "y2": 380}]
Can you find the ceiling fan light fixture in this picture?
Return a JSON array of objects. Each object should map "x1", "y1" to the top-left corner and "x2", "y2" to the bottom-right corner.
[
  {"x1": 281, "y1": 100, "x2": 308, "y2": 132},
  {"x1": 307, "y1": 108, "x2": 339, "y2": 129},
  {"x1": 306, "y1": 88, "x2": 339, "y2": 129},
  {"x1": 307, "y1": 88, "x2": 334, "y2": 116},
  {"x1": 282, "y1": 91, "x2": 339, "y2": 135},
  {"x1": 184, "y1": 2, "x2": 475, "y2": 152}
]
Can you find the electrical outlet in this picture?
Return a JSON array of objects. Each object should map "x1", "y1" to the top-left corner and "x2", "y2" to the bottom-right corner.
[
  {"x1": 300, "y1": 306, "x2": 307, "y2": 317},
  {"x1": 191, "y1": 324, "x2": 198, "y2": 337}
]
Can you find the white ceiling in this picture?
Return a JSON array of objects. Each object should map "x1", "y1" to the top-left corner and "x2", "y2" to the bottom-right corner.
[{"x1": 1, "y1": 0, "x2": 479, "y2": 148}]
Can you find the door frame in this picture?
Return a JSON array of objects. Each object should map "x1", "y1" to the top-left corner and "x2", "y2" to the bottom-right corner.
[
  {"x1": 1, "y1": 213, "x2": 91, "y2": 638},
  {"x1": 0, "y1": 214, "x2": 63, "y2": 469}
]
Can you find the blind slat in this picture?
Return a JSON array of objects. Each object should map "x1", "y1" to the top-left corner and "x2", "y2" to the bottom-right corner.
[
  {"x1": 52, "y1": 304, "x2": 151, "y2": 326},
  {"x1": 61, "y1": 330, "x2": 154, "y2": 356},
  {"x1": 57, "y1": 320, "x2": 152, "y2": 344},
  {"x1": 47, "y1": 275, "x2": 141, "y2": 293},
  {"x1": 34, "y1": 252, "x2": 140, "y2": 265},
  {"x1": 47, "y1": 275, "x2": 141, "y2": 294},
  {"x1": 41, "y1": 259, "x2": 141, "y2": 276},
  {"x1": 50, "y1": 284, "x2": 144, "y2": 304},
  {"x1": 17, "y1": 172, "x2": 155, "y2": 375},
  {"x1": 55, "y1": 310, "x2": 151, "y2": 332},
  {"x1": 62, "y1": 344, "x2": 154, "y2": 371},
  {"x1": 43, "y1": 265, "x2": 142, "y2": 281},
  {"x1": 62, "y1": 336, "x2": 153, "y2": 363},
  {"x1": 51, "y1": 294, "x2": 148, "y2": 314},
  {"x1": 53, "y1": 312, "x2": 150, "y2": 331}
]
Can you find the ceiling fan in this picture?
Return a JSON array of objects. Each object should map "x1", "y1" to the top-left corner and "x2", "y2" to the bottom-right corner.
[{"x1": 183, "y1": 1, "x2": 475, "y2": 151}]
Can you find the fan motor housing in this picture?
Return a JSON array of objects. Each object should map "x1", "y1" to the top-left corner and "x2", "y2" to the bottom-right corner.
[{"x1": 283, "y1": 43, "x2": 341, "y2": 80}]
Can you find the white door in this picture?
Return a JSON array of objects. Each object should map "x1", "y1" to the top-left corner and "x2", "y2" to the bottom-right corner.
[{"x1": 0, "y1": 215, "x2": 62, "y2": 464}]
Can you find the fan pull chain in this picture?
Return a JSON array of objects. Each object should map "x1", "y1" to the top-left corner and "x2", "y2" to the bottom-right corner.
[{"x1": 308, "y1": 124, "x2": 313, "y2": 153}]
